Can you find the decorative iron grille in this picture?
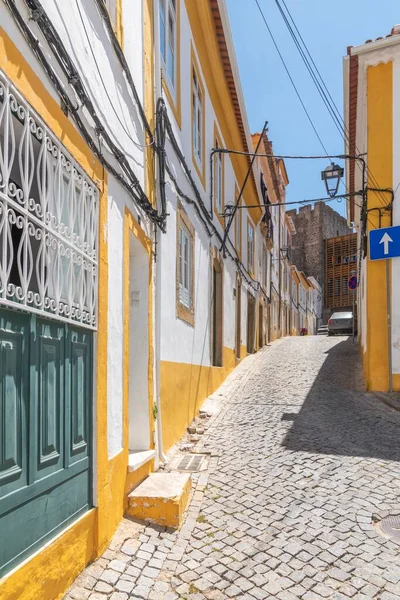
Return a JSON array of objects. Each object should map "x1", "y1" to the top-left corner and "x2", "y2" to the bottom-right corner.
[{"x1": 0, "y1": 70, "x2": 98, "y2": 329}]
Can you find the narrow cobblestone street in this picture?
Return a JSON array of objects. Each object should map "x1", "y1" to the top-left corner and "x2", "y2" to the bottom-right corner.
[{"x1": 66, "y1": 336, "x2": 400, "y2": 600}]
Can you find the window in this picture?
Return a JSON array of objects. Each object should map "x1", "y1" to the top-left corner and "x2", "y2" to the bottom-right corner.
[
  {"x1": 191, "y1": 52, "x2": 205, "y2": 182},
  {"x1": 235, "y1": 187, "x2": 242, "y2": 257},
  {"x1": 192, "y1": 68, "x2": 203, "y2": 164},
  {"x1": 159, "y1": 0, "x2": 177, "y2": 91},
  {"x1": 214, "y1": 135, "x2": 224, "y2": 218},
  {"x1": 247, "y1": 220, "x2": 255, "y2": 274},
  {"x1": 176, "y1": 204, "x2": 195, "y2": 325},
  {"x1": 179, "y1": 226, "x2": 191, "y2": 308}
]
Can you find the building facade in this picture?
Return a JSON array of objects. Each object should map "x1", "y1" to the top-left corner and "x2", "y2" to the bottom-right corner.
[
  {"x1": 287, "y1": 202, "x2": 351, "y2": 310},
  {"x1": 0, "y1": 0, "x2": 160, "y2": 596},
  {"x1": 344, "y1": 26, "x2": 400, "y2": 391}
]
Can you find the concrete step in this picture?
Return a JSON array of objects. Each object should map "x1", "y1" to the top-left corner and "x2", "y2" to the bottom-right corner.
[{"x1": 127, "y1": 472, "x2": 191, "y2": 529}]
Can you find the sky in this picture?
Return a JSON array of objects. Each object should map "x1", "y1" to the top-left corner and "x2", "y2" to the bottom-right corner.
[{"x1": 226, "y1": 0, "x2": 400, "y2": 217}]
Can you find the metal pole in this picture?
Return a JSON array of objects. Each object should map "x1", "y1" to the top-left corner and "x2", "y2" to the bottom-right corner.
[
  {"x1": 352, "y1": 290, "x2": 355, "y2": 344},
  {"x1": 386, "y1": 259, "x2": 393, "y2": 393}
]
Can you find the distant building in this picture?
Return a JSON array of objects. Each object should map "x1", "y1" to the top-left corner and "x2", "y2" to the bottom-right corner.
[
  {"x1": 324, "y1": 233, "x2": 358, "y2": 320},
  {"x1": 286, "y1": 202, "x2": 351, "y2": 309}
]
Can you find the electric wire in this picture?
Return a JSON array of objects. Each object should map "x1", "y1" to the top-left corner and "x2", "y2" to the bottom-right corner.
[
  {"x1": 273, "y1": 0, "x2": 388, "y2": 208},
  {"x1": 254, "y1": 0, "x2": 329, "y2": 155},
  {"x1": 73, "y1": 0, "x2": 154, "y2": 150},
  {"x1": 9, "y1": 0, "x2": 162, "y2": 226}
]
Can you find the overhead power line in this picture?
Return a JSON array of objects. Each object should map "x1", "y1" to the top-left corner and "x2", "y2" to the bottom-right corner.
[
  {"x1": 273, "y1": 0, "x2": 388, "y2": 208},
  {"x1": 253, "y1": 0, "x2": 329, "y2": 155}
]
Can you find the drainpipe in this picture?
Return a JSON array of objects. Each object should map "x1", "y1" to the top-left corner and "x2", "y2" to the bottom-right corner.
[{"x1": 153, "y1": 0, "x2": 167, "y2": 465}]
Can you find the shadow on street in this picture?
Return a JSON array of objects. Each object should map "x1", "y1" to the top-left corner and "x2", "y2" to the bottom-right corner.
[{"x1": 282, "y1": 337, "x2": 400, "y2": 461}]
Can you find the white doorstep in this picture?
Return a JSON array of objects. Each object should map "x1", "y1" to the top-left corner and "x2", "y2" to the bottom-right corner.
[{"x1": 127, "y1": 449, "x2": 156, "y2": 472}]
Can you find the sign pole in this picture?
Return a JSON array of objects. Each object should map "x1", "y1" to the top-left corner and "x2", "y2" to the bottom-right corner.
[
  {"x1": 352, "y1": 290, "x2": 355, "y2": 344},
  {"x1": 386, "y1": 259, "x2": 393, "y2": 393}
]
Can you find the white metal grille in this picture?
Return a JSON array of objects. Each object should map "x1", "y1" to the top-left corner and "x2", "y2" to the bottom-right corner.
[{"x1": 0, "y1": 69, "x2": 98, "y2": 329}]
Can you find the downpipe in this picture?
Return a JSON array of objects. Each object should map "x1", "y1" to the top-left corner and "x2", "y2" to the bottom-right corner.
[{"x1": 153, "y1": 0, "x2": 167, "y2": 465}]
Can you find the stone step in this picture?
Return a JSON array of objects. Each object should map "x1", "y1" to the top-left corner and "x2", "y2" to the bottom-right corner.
[{"x1": 127, "y1": 472, "x2": 191, "y2": 529}]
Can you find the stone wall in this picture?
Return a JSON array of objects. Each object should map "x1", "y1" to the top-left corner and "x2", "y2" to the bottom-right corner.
[{"x1": 287, "y1": 202, "x2": 351, "y2": 302}]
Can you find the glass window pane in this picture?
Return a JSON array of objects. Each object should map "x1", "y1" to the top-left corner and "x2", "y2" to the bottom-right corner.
[{"x1": 160, "y1": 0, "x2": 166, "y2": 61}]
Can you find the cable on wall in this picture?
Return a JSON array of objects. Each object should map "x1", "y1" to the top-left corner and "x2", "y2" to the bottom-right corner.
[{"x1": 4, "y1": 0, "x2": 164, "y2": 228}]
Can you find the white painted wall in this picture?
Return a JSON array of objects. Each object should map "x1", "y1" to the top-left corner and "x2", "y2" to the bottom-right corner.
[
  {"x1": 129, "y1": 233, "x2": 151, "y2": 450},
  {"x1": 107, "y1": 188, "x2": 124, "y2": 457},
  {"x1": 157, "y1": 0, "x2": 264, "y2": 367}
]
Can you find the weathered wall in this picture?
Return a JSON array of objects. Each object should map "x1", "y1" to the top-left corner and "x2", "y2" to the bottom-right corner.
[{"x1": 287, "y1": 202, "x2": 351, "y2": 302}]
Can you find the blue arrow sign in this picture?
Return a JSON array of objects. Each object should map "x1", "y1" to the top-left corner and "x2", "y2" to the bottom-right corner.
[{"x1": 369, "y1": 225, "x2": 400, "y2": 261}]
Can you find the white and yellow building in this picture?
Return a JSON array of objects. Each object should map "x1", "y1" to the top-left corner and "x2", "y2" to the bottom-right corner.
[
  {"x1": 344, "y1": 25, "x2": 400, "y2": 390},
  {"x1": 156, "y1": 0, "x2": 269, "y2": 451},
  {"x1": 0, "y1": 0, "x2": 160, "y2": 597}
]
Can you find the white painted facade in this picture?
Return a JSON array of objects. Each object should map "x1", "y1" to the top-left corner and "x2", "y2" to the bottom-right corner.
[{"x1": 155, "y1": 0, "x2": 265, "y2": 380}]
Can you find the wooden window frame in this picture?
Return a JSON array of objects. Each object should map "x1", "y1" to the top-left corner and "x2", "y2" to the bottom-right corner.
[
  {"x1": 247, "y1": 218, "x2": 255, "y2": 276},
  {"x1": 191, "y1": 46, "x2": 206, "y2": 188},
  {"x1": 176, "y1": 203, "x2": 195, "y2": 326}
]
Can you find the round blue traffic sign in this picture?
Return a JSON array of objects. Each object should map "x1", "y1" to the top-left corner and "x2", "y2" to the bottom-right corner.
[{"x1": 348, "y1": 275, "x2": 358, "y2": 290}]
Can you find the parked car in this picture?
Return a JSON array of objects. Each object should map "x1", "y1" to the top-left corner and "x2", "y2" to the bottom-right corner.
[
  {"x1": 328, "y1": 311, "x2": 355, "y2": 336},
  {"x1": 317, "y1": 325, "x2": 328, "y2": 335}
]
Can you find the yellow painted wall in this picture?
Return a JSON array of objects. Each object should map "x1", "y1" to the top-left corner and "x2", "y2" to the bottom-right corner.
[
  {"x1": 161, "y1": 346, "x2": 238, "y2": 451},
  {"x1": 364, "y1": 61, "x2": 394, "y2": 390}
]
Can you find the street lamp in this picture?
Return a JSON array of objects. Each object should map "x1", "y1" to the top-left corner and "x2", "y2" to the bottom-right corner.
[
  {"x1": 272, "y1": 247, "x2": 289, "y2": 261},
  {"x1": 280, "y1": 246, "x2": 289, "y2": 260},
  {"x1": 321, "y1": 162, "x2": 344, "y2": 198}
]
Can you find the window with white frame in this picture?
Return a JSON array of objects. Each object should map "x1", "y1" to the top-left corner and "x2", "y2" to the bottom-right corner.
[
  {"x1": 159, "y1": 0, "x2": 177, "y2": 91},
  {"x1": 176, "y1": 204, "x2": 195, "y2": 325},
  {"x1": 179, "y1": 224, "x2": 191, "y2": 308},
  {"x1": 247, "y1": 221, "x2": 254, "y2": 273},
  {"x1": 192, "y1": 65, "x2": 203, "y2": 167},
  {"x1": 214, "y1": 140, "x2": 223, "y2": 215}
]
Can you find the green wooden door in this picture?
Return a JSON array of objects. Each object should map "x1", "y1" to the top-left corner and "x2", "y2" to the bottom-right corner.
[{"x1": 0, "y1": 308, "x2": 92, "y2": 577}]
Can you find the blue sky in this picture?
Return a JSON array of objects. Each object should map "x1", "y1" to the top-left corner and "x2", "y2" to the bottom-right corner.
[{"x1": 226, "y1": 0, "x2": 400, "y2": 216}]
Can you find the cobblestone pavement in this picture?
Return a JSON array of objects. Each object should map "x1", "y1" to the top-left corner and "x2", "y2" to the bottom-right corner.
[{"x1": 65, "y1": 336, "x2": 400, "y2": 600}]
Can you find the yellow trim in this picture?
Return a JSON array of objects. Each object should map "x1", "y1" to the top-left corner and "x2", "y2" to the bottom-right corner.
[
  {"x1": 213, "y1": 122, "x2": 225, "y2": 227},
  {"x1": 247, "y1": 217, "x2": 255, "y2": 276},
  {"x1": 365, "y1": 61, "x2": 394, "y2": 390},
  {"x1": 160, "y1": 346, "x2": 238, "y2": 451},
  {"x1": 115, "y1": 0, "x2": 124, "y2": 48},
  {"x1": 0, "y1": 29, "x2": 102, "y2": 185},
  {"x1": 191, "y1": 44, "x2": 206, "y2": 189},
  {"x1": 184, "y1": 2, "x2": 261, "y2": 224},
  {"x1": 161, "y1": 0, "x2": 182, "y2": 128}
]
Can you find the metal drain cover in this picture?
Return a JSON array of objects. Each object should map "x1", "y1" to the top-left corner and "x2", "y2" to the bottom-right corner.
[
  {"x1": 176, "y1": 454, "x2": 205, "y2": 472},
  {"x1": 378, "y1": 515, "x2": 400, "y2": 543}
]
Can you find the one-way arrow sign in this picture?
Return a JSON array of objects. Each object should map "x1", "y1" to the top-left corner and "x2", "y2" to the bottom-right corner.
[
  {"x1": 370, "y1": 225, "x2": 400, "y2": 261},
  {"x1": 380, "y1": 232, "x2": 393, "y2": 255}
]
